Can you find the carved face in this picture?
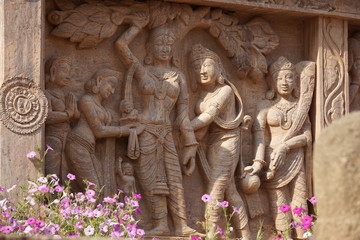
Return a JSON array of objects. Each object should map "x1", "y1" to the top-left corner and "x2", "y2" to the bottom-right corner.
[
  {"x1": 122, "y1": 163, "x2": 133, "y2": 176},
  {"x1": 274, "y1": 70, "x2": 295, "y2": 96},
  {"x1": 99, "y1": 76, "x2": 116, "y2": 99},
  {"x1": 53, "y1": 63, "x2": 71, "y2": 86},
  {"x1": 198, "y1": 58, "x2": 218, "y2": 86},
  {"x1": 151, "y1": 35, "x2": 174, "y2": 62}
]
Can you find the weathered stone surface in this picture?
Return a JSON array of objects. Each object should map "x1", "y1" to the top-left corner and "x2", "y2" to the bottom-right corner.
[{"x1": 314, "y1": 112, "x2": 360, "y2": 240}]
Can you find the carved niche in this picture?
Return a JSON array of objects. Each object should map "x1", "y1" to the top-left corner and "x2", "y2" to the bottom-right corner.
[{"x1": 45, "y1": 0, "x2": 315, "y2": 238}]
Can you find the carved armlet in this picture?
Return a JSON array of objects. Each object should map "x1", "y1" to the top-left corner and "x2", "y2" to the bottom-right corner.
[{"x1": 185, "y1": 141, "x2": 199, "y2": 147}]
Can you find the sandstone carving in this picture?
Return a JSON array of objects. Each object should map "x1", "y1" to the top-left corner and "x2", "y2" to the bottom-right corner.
[
  {"x1": 189, "y1": 44, "x2": 251, "y2": 239},
  {"x1": 45, "y1": 57, "x2": 80, "y2": 181},
  {"x1": 0, "y1": 77, "x2": 48, "y2": 134},
  {"x1": 246, "y1": 57, "x2": 315, "y2": 238},
  {"x1": 64, "y1": 68, "x2": 142, "y2": 192},
  {"x1": 349, "y1": 32, "x2": 360, "y2": 112}
]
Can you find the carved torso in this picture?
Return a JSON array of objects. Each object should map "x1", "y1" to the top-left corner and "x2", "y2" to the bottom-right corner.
[
  {"x1": 139, "y1": 66, "x2": 180, "y2": 124},
  {"x1": 46, "y1": 88, "x2": 70, "y2": 133}
]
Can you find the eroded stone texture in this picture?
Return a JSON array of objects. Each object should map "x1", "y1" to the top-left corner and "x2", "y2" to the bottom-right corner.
[
  {"x1": 44, "y1": 0, "x2": 317, "y2": 238},
  {"x1": 314, "y1": 112, "x2": 360, "y2": 240}
]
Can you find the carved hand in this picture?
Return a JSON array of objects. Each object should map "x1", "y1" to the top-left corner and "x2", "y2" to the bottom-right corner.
[
  {"x1": 270, "y1": 144, "x2": 288, "y2": 169},
  {"x1": 244, "y1": 162, "x2": 262, "y2": 176},
  {"x1": 134, "y1": 124, "x2": 145, "y2": 135},
  {"x1": 182, "y1": 146, "x2": 198, "y2": 176},
  {"x1": 65, "y1": 93, "x2": 76, "y2": 118},
  {"x1": 132, "y1": 12, "x2": 149, "y2": 29}
]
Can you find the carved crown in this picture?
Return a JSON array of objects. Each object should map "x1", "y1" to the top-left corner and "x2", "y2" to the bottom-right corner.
[
  {"x1": 190, "y1": 44, "x2": 221, "y2": 63},
  {"x1": 269, "y1": 56, "x2": 295, "y2": 76}
]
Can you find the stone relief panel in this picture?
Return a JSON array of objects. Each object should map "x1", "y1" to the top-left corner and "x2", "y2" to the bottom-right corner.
[
  {"x1": 349, "y1": 32, "x2": 360, "y2": 112},
  {"x1": 45, "y1": 0, "x2": 315, "y2": 238}
]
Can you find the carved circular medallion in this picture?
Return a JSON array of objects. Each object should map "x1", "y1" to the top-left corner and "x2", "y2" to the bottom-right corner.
[{"x1": 0, "y1": 77, "x2": 48, "y2": 134}]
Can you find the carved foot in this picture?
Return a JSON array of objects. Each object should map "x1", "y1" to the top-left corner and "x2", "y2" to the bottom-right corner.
[
  {"x1": 145, "y1": 225, "x2": 171, "y2": 236},
  {"x1": 175, "y1": 225, "x2": 205, "y2": 237}
]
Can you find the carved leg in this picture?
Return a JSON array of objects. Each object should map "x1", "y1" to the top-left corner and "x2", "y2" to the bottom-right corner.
[
  {"x1": 289, "y1": 169, "x2": 308, "y2": 239},
  {"x1": 45, "y1": 135, "x2": 63, "y2": 178},
  {"x1": 267, "y1": 186, "x2": 292, "y2": 232},
  {"x1": 145, "y1": 195, "x2": 170, "y2": 236}
]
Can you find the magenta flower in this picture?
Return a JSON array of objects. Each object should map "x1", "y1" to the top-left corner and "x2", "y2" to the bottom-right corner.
[
  {"x1": 279, "y1": 204, "x2": 291, "y2": 213},
  {"x1": 232, "y1": 206, "x2": 240, "y2": 214},
  {"x1": 67, "y1": 232, "x2": 80, "y2": 236},
  {"x1": 302, "y1": 215, "x2": 313, "y2": 225},
  {"x1": 36, "y1": 220, "x2": 45, "y2": 228},
  {"x1": 133, "y1": 193, "x2": 142, "y2": 199},
  {"x1": 26, "y1": 151, "x2": 37, "y2": 159},
  {"x1": 292, "y1": 207, "x2": 306, "y2": 217},
  {"x1": 88, "y1": 181, "x2": 96, "y2": 186},
  {"x1": 54, "y1": 186, "x2": 64, "y2": 192},
  {"x1": 218, "y1": 201, "x2": 229, "y2": 208},
  {"x1": 201, "y1": 194, "x2": 212, "y2": 202},
  {"x1": 137, "y1": 228, "x2": 145, "y2": 236},
  {"x1": 191, "y1": 237, "x2": 202, "y2": 240},
  {"x1": 66, "y1": 173, "x2": 76, "y2": 180},
  {"x1": 309, "y1": 196, "x2": 316, "y2": 205},
  {"x1": 0, "y1": 187, "x2": 6, "y2": 192},
  {"x1": 26, "y1": 217, "x2": 36, "y2": 225},
  {"x1": 217, "y1": 225, "x2": 226, "y2": 237},
  {"x1": 1, "y1": 226, "x2": 14, "y2": 233},
  {"x1": 38, "y1": 185, "x2": 50, "y2": 193}
]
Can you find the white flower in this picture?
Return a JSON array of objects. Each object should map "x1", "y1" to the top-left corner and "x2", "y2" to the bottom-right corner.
[
  {"x1": 28, "y1": 181, "x2": 38, "y2": 187},
  {"x1": 52, "y1": 199, "x2": 59, "y2": 204},
  {"x1": 6, "y1": 185, "x2": 16, "y2": 192},
  {"x1": 229, "y1": 227, "x2": 234, "y2": 232},
  {"x1": 24, "y1": 226, "x2": 33, "y2": 234},
  {"x1": 0, "y1": 199, "x2": 8, "y2": 210},
  {"x1": 37, "y1": 177, "x2": 48, "y2": 184},
  {"x1": 25, "y1": 196, "x2": 36, "y2": 206},
  {"x1": 303, "y1": 231, "x2": 313, "y2": 239},
  {"x1": 84, "y1": 226, "x2": 95, "y2": 236}
]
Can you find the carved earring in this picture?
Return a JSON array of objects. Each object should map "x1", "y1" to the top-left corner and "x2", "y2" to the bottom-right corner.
[
  {"x1": 266, "y1": 89, "x2": 275, "y2": 100},
  {"x1": 144, "y1": 55, "x2": 152, "y2": 65},
  {"x1": 92, "y1": 85, "x2": 99, "y2": 94},
  {"x1": 218, "y1": 74, "x2": 225, "y2": 85}
]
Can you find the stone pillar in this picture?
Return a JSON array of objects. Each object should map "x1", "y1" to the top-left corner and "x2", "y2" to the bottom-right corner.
[
  {"x1": 314, "y1": 112, "x2": 360, "y2": 240},
  {"x1": 0, "y1": 1, "x2": 44, "y2": 191},
  {"x1": 306, "y1": 17, "x2": 349, "y2": 138}
]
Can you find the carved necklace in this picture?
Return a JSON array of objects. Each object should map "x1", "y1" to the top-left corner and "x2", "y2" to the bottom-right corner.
[
  {"x1": 149, "y1": 69, "x2": 177, "y2": 100},
  {"x1": 273, "y1": 101, "x2": 297, "y2": 130}
]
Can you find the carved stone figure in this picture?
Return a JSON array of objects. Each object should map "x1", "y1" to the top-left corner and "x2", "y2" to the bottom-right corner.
[
  {"x1": 64, "y1": 68, "x2": 142, "y2": 191},
  {"x1": 245, "y1": 57, "x2": 315, "y2": 238},
  {"x1": 189, "y1": 44, "x2": 251, "y2": 239},
  {"x1": 116, "y1": 157, "x2": 137, "y2": 196},
  {"x1": 45, "y1": 57, "x2": 79, "y2": 181},
  {"x1": 115, "y1": 17, "x2": 200, "y2": 236},
  {"x1": 349, "y1": 33, "x2": 360, "y2": 112}
]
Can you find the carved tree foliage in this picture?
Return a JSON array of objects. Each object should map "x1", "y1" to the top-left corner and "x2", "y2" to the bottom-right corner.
[{"x1": 48, "y1": 0, "x2": 279, "y2": 80}]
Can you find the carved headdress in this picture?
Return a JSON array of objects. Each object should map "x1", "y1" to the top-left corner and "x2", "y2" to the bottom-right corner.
[{"x1": 266, "y1": 56, "x2": 298, "y2": 99}]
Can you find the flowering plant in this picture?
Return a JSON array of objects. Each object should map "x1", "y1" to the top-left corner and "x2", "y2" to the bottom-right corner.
[{"x1": 0, "y1": 173, "x2": 145, "y2": 238}]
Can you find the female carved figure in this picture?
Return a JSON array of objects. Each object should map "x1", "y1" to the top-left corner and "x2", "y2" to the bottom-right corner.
[
  {"x1": 65, "y1": 69, "x2": 141, "y2": 191},
  {"x1": 45, "y1": 56, "x2": 79, "y2": 182},
  {"x1": 246, "y1": 57, "x2": 315, "y2": 238},
  {"x1": 115, "y1": 18, "x2": 199, "y2": 236},
  {"x1": 189, "y1": 44, "x2": 250, "y2": 239}
]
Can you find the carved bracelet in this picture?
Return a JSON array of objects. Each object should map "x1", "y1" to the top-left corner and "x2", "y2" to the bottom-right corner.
[
  {"x1": 253, "y1": 159, "x2": 266, "y2": 166},
  {"x1": 185, "y1": 142, "x2": 199, "y2": 147}
]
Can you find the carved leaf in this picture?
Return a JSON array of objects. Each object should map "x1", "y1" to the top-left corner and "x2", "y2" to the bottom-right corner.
[
  {"x1": 209, "y1": 25, "x2": 221, "y2": 38},
  {"x1": 79, "y1": 35, "x2": 102, "y2": 49},
  {"x1": 64, "y1": 12, "x2": 88, "y2": 27},
  {"x1": 247, "y1": 18, "x2": 279, "y2": 55},
  {"x1": 70, "y1": 30, "x2": 87, "y2": 43},
  {"x1": 51, "y1": 23, "x2": 78, "y2": 38},
  {"x1": 218, "y1": 31, "x2": 239, "y2": 57},
  {"x1": 178, "y1": 4, "x2": 192, "y2": 25},
  {"x1": 253, "y1": 51, "x2": 268, "y2": 74},
  {"x1": 100, "y1": 22, "x2": 117, "y2": 38},
  {"x1": 329, "y1": 94, "x2": 345, "y2": 121},
  {"x1": 81, "y1": 22, "x2": 102, "y2": 36},
  {"x1": 89, "y1": 12, "x2": 111, "y2": 24},
  {"x1": 77, "y1": 4, "x2": 110, "y2": 16}
]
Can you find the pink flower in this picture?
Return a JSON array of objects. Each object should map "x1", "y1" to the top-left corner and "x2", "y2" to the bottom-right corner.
[
  {"x1": 292, "y1": 207, "x2": 306, "y2": 217},
  {"x1": 232, "y1": 206, "x2": 240, "y2": 214},
  {"x1": 122, "y1": 214, "x2": 130, "y2": 221},
  {"x1": 130, "y1": 200, "x2": 139, "y2": 207},
  {"x1": 28, "y1": 188, "x2": 38, "y2": 193},
  {"x1": 279, "y1": 204, "x2": 291, "y2": 213},
  {"x1": 54, "y1": 186, "x2": 64, "y2": 192},
  {"x1": 84, "y1": 225, "x2": 94, "y2": 236},
  {"x1": 217, "y1": 225, "x2": 226, "y2": 237},
  {"x1": 86, "y1": 189, "x2": 96, "y2": 197},
  {"x1": 302, "y1": 215, "x2": 313, "y2": 225},
  {"x1": 137, "y1": 228, "x2": 145, "y2": 236},
  {"x1": 191, "y1": 237, "x2": 202, "y2": 240},
  {"x1": 26, "y1": 151, "x2": 37, "y2": 159},
  {"x1": 75, "y1": 193, "x2": 85, "y2": 202},
  {"x1": 201, "y1": 194, "x2": 212, "y2": 202},
  {"x1": 74, "y1": 223, "x2": 83, "y2": 230},
  {"x1": 0, "y1": 187, "x2": 6, "y2": 192},
  {"x1": 88, "y1": 181, "x2": 96, "y2": 186},
  {"x1": 66, "y1": 173, "x2": 76, "y2": 180},
  {"x1": 36, "y1": 220, "x2": 45, "y2": 228},
  {"x1": 133, "y1": 193, "x2": 142, "y2": 199},
  {"x1": 46, "y1": 144, "x2": 54, "y2": 151},
  {"x1": 26, "y1": 217, "x2": 36, "y2": 225},
  {"x1": 38, "y1": 185, "x2": 50, "y2": 193},
  {"x1": 1, "y1": 226, "x2": 14, "y2": 233},
  {"x1": 218, "y1": 201, "x2": 229, "y2": 208},
  {"x1": 309, "y1": 196, "x2": 316, "y2": 205},
  {"x1": 103, "y1": 197, "x2": 116, "y2": 204}
]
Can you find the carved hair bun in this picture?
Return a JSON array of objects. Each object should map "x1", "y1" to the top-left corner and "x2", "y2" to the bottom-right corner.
[
  {"x1": 269, "y1": 56, "x2": 295, "y2": 76},
  {"x1": 240, "y1": 173, "x2": 261, "y2": 194}
]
